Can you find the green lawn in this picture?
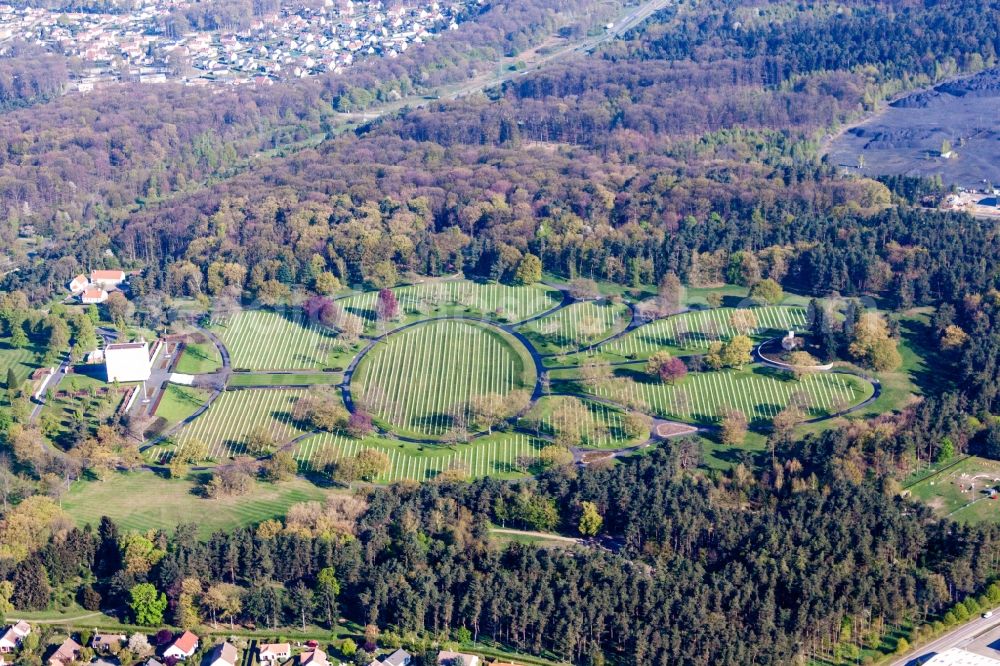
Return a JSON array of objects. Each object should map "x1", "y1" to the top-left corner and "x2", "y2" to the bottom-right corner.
[
  {"x1": 0, "y1": 337, "x2": 44, "y2": 386},
  {"x1": 166, "y1": 388, "x2": 309, "y2": 460},
  {"x1": 154, "y1": 384, "x2": 212, "y2": 425},
  {"x1": 589, "y1": 364, "x2": 873, "y2": 426},
  {"x1": 214, "y1": 309, "x2": 339, "y2": 371},
  {"x1": 337, "y1": 280, "x2": 562, "y2": 331},
  {"x1": 295, "y1": 431, "x2": 547, "y2": 482},
  {"x1": 175, "y1": 340, "x2": 223, "y2": 374},
  {"x1": 517, "y1": 300, "x2": 630, "y2": 354},
  {"x1": 228, "y1": 372, "x2": 343, "y2": 387},
  {"x1": 352, "y1": 320, "x2": 536, "y2": 438},
  {"x1": 602, "y1": 305, "x2": 808, "y2": 359},
  {"x1": 62, "y1": 472, "x2": 328, "y2": 536},
  {"x1": 906, "y1": 456, "x2": 1000, "y2": 524},
  {"x1": 521, "y1": 395, "x2": 648, "y2": 449}
]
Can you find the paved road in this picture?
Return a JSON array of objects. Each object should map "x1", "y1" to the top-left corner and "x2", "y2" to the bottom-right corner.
[{"x1": 889, "y1": 608, "x2": 1000, "y2": 665}]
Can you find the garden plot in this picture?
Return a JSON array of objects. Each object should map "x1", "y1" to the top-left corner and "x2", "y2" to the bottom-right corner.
[
  {"x1": 352, "y1": 320, "x2": 533, "y2": 436},
  {"x1": 518, "y1": 300, "x2": 629, "y2": 354},
  {"x1": 338, "y1": 281, "x2": 562, "y2": 327},
  {"x1": 604, "y1": 306, "x2": 808, "y2": 357},
  {"x1": 295, "y1": 431, "x2": 546, "y2": 482},
  {"x1": 213, "y1": 309, "x2": 337, "y2": 370},
  {"x1": 592, "y1": 368, "x2": 870, "y2": 425},
  {"x1": 170, "y1": 388, "x2": 308, "y2": 460},
  {"x1": 522, "y1": 396, "x2": 645, "y2": 449}
]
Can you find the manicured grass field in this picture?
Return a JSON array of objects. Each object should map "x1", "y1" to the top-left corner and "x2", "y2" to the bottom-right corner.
[
  {"x1": 352, "y1": 320, "x2": 535, "y2": 437},
  {"x1": 518, "y1": 300, "x2": 629, "y2": 354},
  {"x1": 62, "y1": 472, "x2": 328, "y2": 536},
  {"x1": 227, "y1": 372, "x2": 342, "y2": 387},
  {"x1": 906, "y1": 456, "x2": 1000, "y2": 524},
  {"x1": 592, "y1": 366, "x2": 872, "y2": 425},
  {"x1": 213, "y1": 309, "x2": 337, "y2": 370},
  {"x1": 169, "y1": 388, "x2": 308, "y2": 460},
  {"x1": 603, "y1": 305, "x2": 808, "y2": 358},
  {"x1": 295, "y1": 431, "x2": 546, "y2": 482},
  {"x1": 521, "y1": 396, "x2": 647, "y2": 449},
  {"x1": 174, "y1": 340, "x2": 222, "y2": 374},
  {"x1": 338, "y1": 280, "x2": 562, "y2": 328},
  {"x1": 0, "y1": 338, "x2": 44, "y2": 385},
  {"x1": 154, "y1": 384, "x2": 211, "y2": 425}
]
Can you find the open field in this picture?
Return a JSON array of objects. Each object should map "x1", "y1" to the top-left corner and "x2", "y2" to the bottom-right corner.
[
  {"x1": 174, "y1": 339, "x2": 222, "y2": 374},
  {"x1": 602, "y1": 305, "x2": 808, "y2": 358},
  {"x1": 295, "y1": 431, "x2": 546, "y2": 482},
  {"x1": 518, "y1": 300, "x2": 629, "y2": 354},
  {"x1": 906, "y1": 456, "x2": 1000, "y2": 524},
  {"x1": 338, "y1": 280, "x2": 562, "y2": 328},
  {"x1": 213, "y1": 309, "x2": 338, "y2": 370},
  {"x1": 0, "y1": 337, "x2": 44, "y2": 385},
  {"x1": 62, "y1": 472, "x2": 327, "y2": 535},
  {"x1": 591, "y1": 366, "x2": 872, "y2": 425},
  {"x1": 168, "y1": 388, "x2": 308, "y2": 460},
  {"x1": 352, "y1": 320, "x2": 535, "y2": 437},
  {"x1": 521, "y1": 396, "x2": 647, "y2": 449}
]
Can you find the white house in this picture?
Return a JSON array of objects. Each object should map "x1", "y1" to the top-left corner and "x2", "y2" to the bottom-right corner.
[
  {"x1": 69, "y1": 274, "x2": 89, "y2": 294},
  {"x1": 90, "y1": 269, "x2": 126, "y2": 289},
  {"x1": 81, "y1": 287, "x2": 109, "y2": 305},
  {"x1": 206, "y1": 641, "x2": 238, "y2": 666},
  {"x1": 436, "y1": 652, "x2": 479, "y2": 666},
  {"x1": 104, "y1": 341, "x2": 152, "y2": 383},
  {"x1": 0, "y1": 621, "x2": 31, "y2": 653},
  {"x1": 258, "y1": 644, "x2": 291, "y2": 663},
  {"x1": 163, "y1": 631, "x2": 199, "y2": 661}
]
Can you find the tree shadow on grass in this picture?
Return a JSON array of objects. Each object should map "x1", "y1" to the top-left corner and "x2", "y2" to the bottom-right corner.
[{"x1": 898, "y1": 315, "x2": 955, "y2": 394}]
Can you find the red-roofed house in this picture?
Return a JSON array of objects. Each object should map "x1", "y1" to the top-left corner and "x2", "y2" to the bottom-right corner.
[
  {"x1": 164, "y1": 631, "x2": 199, "y2": 660},
  {"x1": 69, "y1": 274, "x2": 89, "y2": 294},
  {"x1": 299, "y1": 648, "x2": 330, "y2": 666},
  {"x1": 90, "y1": 270, "x2": 126, "y2": 288},
  {"x1": 81, "y1": 287, "x2": 109, "y2": 304}
]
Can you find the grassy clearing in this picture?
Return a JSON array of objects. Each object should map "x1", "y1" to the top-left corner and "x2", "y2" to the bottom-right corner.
[
  {"x1": 352, "y1": 320, "x2": 535, "y2": 437},
  {"x1": 214, "y1": 309, "x2": 339, "y2": 371},
  {"x1": 521, "y1": 396, "x2": 647, "y2": 449},
  {"x1": 602, "y1": 305, "x2": 808, "y2": 359},
  {"x1": 517, "y1": 300, "x2": 629, "y2": 354},
  {"x1": 62, "y1": 472, "x2": 327, "y2": 536},
  {"x1": 174, "y1": 340, "x2": 222, "y2": 374},
  {"x1": 168, "y1": 388, "x2": 308, "y2": 460},
  {"x1": 905, "y1": 456, "x2": 1000, "y2": 524},
  {"x1": 295, "y1": 431, "x2": 546, "y2": 482},
  {"x1": 227, "y1": 372, "x2": 342, "y2": 387},
  {"x1": 591, "y1": 365, "x2": 872, "y2": 426},
  {"x1": 338, "y1": 280, "x2": 562, "y2": 329}
]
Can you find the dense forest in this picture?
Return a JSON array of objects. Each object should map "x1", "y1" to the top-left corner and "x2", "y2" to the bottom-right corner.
[{"x1": 5, "y1": 445, "x2": 1000, "y2": 665}]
